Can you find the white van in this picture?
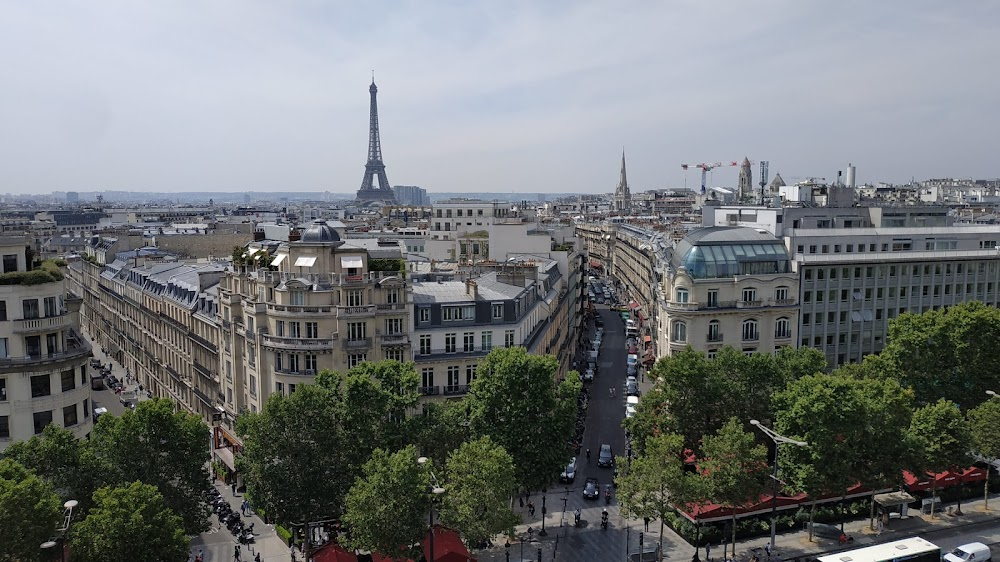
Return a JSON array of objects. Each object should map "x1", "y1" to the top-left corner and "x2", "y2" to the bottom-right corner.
[{"x1": 945, "y1": 543, "x2": 992, "y2": 562}]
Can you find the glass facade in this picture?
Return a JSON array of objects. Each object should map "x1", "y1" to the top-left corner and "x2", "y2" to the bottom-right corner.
[{"x1": 678, "y1": 242, "x2": 791, "y2": 279}]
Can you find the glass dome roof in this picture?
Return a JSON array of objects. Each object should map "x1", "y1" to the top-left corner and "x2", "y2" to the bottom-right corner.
[{"x1": 673, "y1": 227, "x2": 790, "y2": 279}]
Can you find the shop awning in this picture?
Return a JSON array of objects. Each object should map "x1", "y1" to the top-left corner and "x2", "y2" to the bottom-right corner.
[
  {"x1": 271, "y1": 254, "x2": 288, "y2": 266},
  {"x1": 313, "y1": 544, "x2": 359, "y2": 562},
  {"x1": 589, "y1": 261, "x2": 603, "y2": 268},
  {"x1": 643, "y1": 336, "x2": 652, "y2": 343},
  {"x1": 294, "y1": 256, "x2": 317, "y2": 267},
  {"x1": 214, "y1": 447, "x2": 236, "y2": 471},
  {"x1": 341, "y1": 256, "x2": 364, "y2": 268},
  {"x1": 629, "y1": 302, "x2": 640, "y2": 310}
]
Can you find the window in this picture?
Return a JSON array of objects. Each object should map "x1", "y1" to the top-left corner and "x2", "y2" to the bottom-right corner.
[
  {"x1": 675, "y1": 288, "x2": 689, "y2": 303},
  {"x1": 482, "y1": 332, "x2": 493, "y2": 351},
  {"x1": 60, "y1": 403, "x2": 77, "y2": 427},
  {"x1": 0, "y1": 416, "x2": 8, "y2": 439},
  {"x1": 348, "y1": 354, "x2": 367, "y2": 368},
  {"x1": 305, "y1": 354, "x2": 317, "y2": 371},
  {"x1": 742, "y1": 319, "x2": 759, "y2": 341},
  {"x1": 31, "y1": 374, "x2": 51, "y2": 398},
  {"x1": 275, "y1": 382, "x2": 284, "y2": 395},
  {"x1": 247, "y1": 345, "x2": 256, "y2": 367},
  {"x1": 445, "y1": 333, "x2": 457, "y2": 353},
  {"x1": 504, "y1": 330, "x2": 515, "y2": 348},
  {"x1": 83, "y1": 398, "x2": 89, "y2": 418},
  {"x1": 775, "y1": 317, "x2": 791, "y2": 339},
  {"x1": 891, "y1": 239, "x2": 912, "y2": 251},
  {"x1": 46, "y1": 333, "x2": 58, "y2": 355},
  {"x1": 347, "y1": 289, "x2": 364, "y2": 307},
  {"x1": 443, "y1": 306, "x2": 475, "y2": 321},
  {"x1": 706, "y1": 290, "x2": 719, "y2": 308},
  {"x1": 774, "y1": 286, "x2": 788, "y2": 301},
  {"x1": 33, "y1": 410, "x2": 53, "y2": 434},
  {"x1": 44, "y1": 297, "x2": 58, "y2": 317},
  {"x1": 707, "y1": 320, "x2": 721, "y2": 342},
  {"x1": 275, "y1": 352, "x2": 283, "y2": 372},
  {"x1": 385, "y1": 318, "x2": 404, "y2": 335},
  {"x1": 741, "y1": 288, "x2": 757, "y2": 303},
  {"x1": 22, "y1": 298, "x2": 39, "y2": 319},
  {"x1": 492, "y1": 303, "x2": 504, "y2": 319},
  {"x1": 290, "y1": 290, "x2": 306, "y2": 305},
  {"x1": 386, "y1": 290, "x2": 400, "y2": 305},
  {"x1": 1, "y1": 254, "x2": 17, "y2": 273},
  {"x1": 276, "y1": 321, "x2": 285, "y2": 337},
  {"x1": 289, "y1": 322, "x2": 301, "y2": 338},
  {"x1": 447, "y1": 366, "x2": 460, "y2": 387},
  {"x1": 61, "y1": 369, "x2": 75, "y2": 392},
  {"x1": 466, "y1": 364, "x2": 477, "y2": 384},
  {"x1": 0, "y1": 378, "x2": 5, "y2": 401},
  {"x1": 419, "y1": 335, "x2": 431, "y2": 355},
  {"x1": 463, "y1": 332, "x2": 475, "y2": 352},
  {"x1": 385, "y1": 348, "x2": 403, "y2": 362},
  {"x1": 0, "y1": 301, "x2": 5, "y2": 321},
  {"x1": 669, "y1": 320, "x2": 687, "y2": 343},
  {"x1": 306, "y1": 322, "x2": 318, "y2": 338},
  {"x1": 418, "y1": 308, "x2": 430, "y2": 322},
  {"x1": 348, "y1": 322, "x2": 367, "y2": 340},
  {"x1": 421, "y1": 368, "x2": 434, "y2": 388},
  {"x1": 287, "y1": 354, "x2": 300, "y2": 372}
]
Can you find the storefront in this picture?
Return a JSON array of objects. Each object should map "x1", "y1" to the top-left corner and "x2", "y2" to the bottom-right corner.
[{"x1": 213, "y1": 425, "x2": 243, "y2": 488}]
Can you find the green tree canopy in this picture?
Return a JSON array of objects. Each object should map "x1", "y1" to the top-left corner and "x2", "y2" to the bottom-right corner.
[
  {"x1": 3, "y1": 424, "x2": 103, "y2": 514},
  {"x1": 439, "y1": 437, "x2": 519, "y2": 548},
  {"x1": 409, "y1": 400, "x2": 470, "y2": 466},
  {"x1": 340, "y1": 360, "x2": 421, "y2": 468},
  {"x1": 615, "y1": 433, "x2": 706, "y2": 549},
  {"x1": 237, "y1": 373, "x2": 351, "y2": 523},
  {"x1": 700, "y1": 418, "x2": 769, "y2": 555},
  {"x1": 622, "y1": 385, "x2": 675, "y2": 456},
  {"x1": 879, "y1": 301, "x2": 1000, "y2": 409},
  {"x1": 69, "y1": 482, "x2": 189, "y2": 562},
  {"x1": 0, "y1": 459, "x2": 61, "y2": 562},
  {"x1": 342, "y1": 446, "x2": 431, "y2": 559},
  {"x1": 968, "y1": 397, "x2": 1000, "y2": 507},
  {"x1": 466, "y1": 347, "x2": 581, "y2": 492},
  {"x1": 89, "y1": 398, "x2": 210, "y2": 534},
  {"x1": 907, "y1": 399, "x2": 973, "y2": 516}
]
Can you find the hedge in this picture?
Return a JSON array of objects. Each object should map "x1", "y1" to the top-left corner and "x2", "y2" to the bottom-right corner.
[
  {"x1": 0, "y1": 260, "x2": 65, "y2": 286},
  {"x1": 276, "y1": 524, "x2": 292, "y2": 545}
]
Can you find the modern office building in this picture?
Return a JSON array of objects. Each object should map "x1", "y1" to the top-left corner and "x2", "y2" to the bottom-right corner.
[
  {"x1": 393, "y1": 185, "x2": 430, "y2": 206},
  {"x1": 0, "y1": 238, "x2": 92, "y2": 451}
]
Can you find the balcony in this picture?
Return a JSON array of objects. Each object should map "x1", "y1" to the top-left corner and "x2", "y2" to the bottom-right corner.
[
  {"x1": 775, "y1": 331, "x2": 793, "y2": 340},
  {"x1": 0, "y1": 334, "x2": 91, "y2": 368},
  {"x1": 193, "y1": 361, "x2": 215, "y2": 378},
  {"x1": 380, "y1": 334, "x2": 410, "y2": 346},
  {"x1": 666, "y1": 301, "x2": 699, "y2": 311},
  {"x1": 266, "y1": 304, "x2": 336, "y2": 317},
  {"x1": 376, "y1": 303, "x2": 407, "y2": 313},
  {"x1": 419, "y1": 385, "x2": 440, "y2": 396},
  {"x1": 442, "y1": 384, "x2": 469, "y2": 396},
  {"x1": 736, "y1": 300, "x2": 764, "y2": 309},
  {"x1": 343, "y1": 337, "x2": 372, "y2": 350},
  {"x1": 274, "y1": 368, "x2": 317, "y2": 377},
  {"x1": 770, "y1": 298, "x2": 797, "y2": 306},
  {"x1": 417, "y1": 348, "x2": 490, "y2": 360},
  {"x1": 339, "y1": 305, "x2": 375, "y2": 318},
  {"x1": 13, "y1": 314, "x2": 70, "y2": 334},
  {"x1": 707, "y1": 333, "x2": 724, "y2": 343},
  {"x1": 261, "y1": 334, "x2": 335, "y2": 351}
]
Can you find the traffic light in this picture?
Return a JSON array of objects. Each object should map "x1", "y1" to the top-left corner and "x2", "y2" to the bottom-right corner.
[{"x1": 640, "y1": 532, "x2": 644, "y2": 547}]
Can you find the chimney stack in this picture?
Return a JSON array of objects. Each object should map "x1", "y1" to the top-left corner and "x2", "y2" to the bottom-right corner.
[{"x1": 466, "y1": 279, "x2": 478, "y2": 299}]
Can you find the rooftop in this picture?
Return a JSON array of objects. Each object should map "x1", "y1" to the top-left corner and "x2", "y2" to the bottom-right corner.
[{"x1": 673, "y1": 227, "x2": 791, "y2": 279}]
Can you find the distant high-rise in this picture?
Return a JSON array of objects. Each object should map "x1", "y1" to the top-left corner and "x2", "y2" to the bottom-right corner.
[
  {"x1": 393, "y1": 185, "x2": 429, "y2": 206},
  {"x1": 738, "y1": 157, "x2": 753, "y2": 200},
  {"x1": 613, "y1": 152, "x2": 631, "y2": 212},
  {"x1": 66, "y1": 191, "x2": 79, "y2": 203},
  {"x1": 355, "y1": 79, "x2": 398, "y2": 206}
]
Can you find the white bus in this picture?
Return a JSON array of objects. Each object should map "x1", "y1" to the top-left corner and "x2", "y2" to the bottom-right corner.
[{"x1": 817, "y1": 538, "x2": 941, "y2": 562}]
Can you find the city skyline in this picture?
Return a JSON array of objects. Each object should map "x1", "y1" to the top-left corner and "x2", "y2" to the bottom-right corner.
[{"x1": 1, "y1": 1, "x2": 999, "y2": 195}]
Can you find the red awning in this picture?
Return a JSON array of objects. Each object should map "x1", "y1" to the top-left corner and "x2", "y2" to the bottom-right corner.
[
  {"x1": 313, "y1": 544, "x2": 359, "y2": 562},
  {"x1": 372, "y1": 554, "x2": 415, "y2": 562},
  {"x1": 903, "y1": 466, "x2": 983, "y2": 492},
  {"x1": 637, "y1": 311, "x2": 646, "y2": 322},
  {"x1": 422, "y1": 527, "x2": 475, "y2": 562},
  {"x1": 643, "y1": 336, "x2": 652, "y2": 343},
  {"x1": 589, "y1": 261, "x2": 603, "y2": 268},
  {"x1": 629, "y1": 302, "x2": 640, "y2": 310}
]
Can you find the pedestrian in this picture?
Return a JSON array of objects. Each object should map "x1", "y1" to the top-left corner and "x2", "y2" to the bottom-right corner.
[
  {"x1": 232, "y1": 481, "x2": 237, "y2": 496},
  {"x1": 234, "y1": 544, "x2": 242, "y2": 562},
  {"x1": 765, "y1": 543, "x2": 771, "y2": 559},
  {"x1": 644, "y1": 516, "x2": 650, "y2": 531},
  {"x1": 255, "y1": 553, "x2": 261, "y2": 562},
  {"x1": 528, "y1": 501, "x2": 535, "y2": 517},
  {"x1": 519, "y1": 496, "x2": 524, "y2": 508},
  {"x1": 705, "y1": 543, "x2": 711, "y2": 562},
  {"x1": 290, "y1": 543, "x2": 296, "y2": 562},
  {"x1": 876, "y1": 518, "x2": 884, "y2": 537},
  {"x1": 586, "y1": 448, "x2": 591, "y2": 463},
  {"x1": 194, "y1": 548, "x2": 204, "y2": 562}
]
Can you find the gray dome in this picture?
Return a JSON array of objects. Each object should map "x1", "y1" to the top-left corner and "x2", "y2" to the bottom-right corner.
[{"x1": 299, "y1": 220, "x2": 341, "y2": 243}]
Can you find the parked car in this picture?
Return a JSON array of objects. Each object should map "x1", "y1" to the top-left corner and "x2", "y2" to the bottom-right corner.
[
  {"x1": 583, "y1": 478, "x2": 600, "y2": 500},
  {"x1": 945, "y1": 543, "x2": 992, "y2": 562},
  {"x1": 625, "y1": 396, "x2": 639, "y2": 418},
  {"x1": 626, "y1": 354, "x2": 638, "y2": 367},
  {"x1": 626, "y1": 376, "x2": 637, "y2": 386},
  {"x1": 583, "y1": 367, "x2": 595, "y2": 382},
  {"x1": 626, "y1": 337, "x2": 638, "y2": 348},
  {"x1": 597, "y1": 444, "x2": 614, "y2": 467},
  {"x1": 625, "y1": 381, "x2": 641, "y2": 397},
  {"x1": 560, "y1": 458, "x2": 578, "y2": 483},
  {"x1": 626, "y1": 365, "x2": 638, "y2": 378}
]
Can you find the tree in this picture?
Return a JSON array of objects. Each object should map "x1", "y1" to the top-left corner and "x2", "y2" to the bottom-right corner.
[
  {"x1": 409, "y1": 400, "x2": 470, "y2": 466},
  {"x1": 466, "y1": 347, "x2": 581, "y2": 492},
  {"x1": 699, "y1": 418, "x2": 769, "y2": 558},
  {"x1": 616, "y1": 433, "x2": 705, "y2": 551},
  {"x1": 89, "y1": 398, "x2": 211, "y2": 533},
  {"x1": 342, "y1": 446, "x2": 430, "y2": 559},
  {"x1": 968, "y1": 397, "x2": 1000, "y2": 508},
  {"x1": 775, "y1": 374, "x2": 913, "y2": 536},
  {"x1": 880, "y1": 302, "x2": 1000, "y2": 409},
  {"x1": 0, "y1": 459, "x2": 61, "y2": 562},
  {"x1": 439, "y1": 437, "x2": 519, "y2": 549},
  {"x1": 651, "y1": 348, "x2": 724, "y2": 449},
  {"x1": 237, "y1": 372, "x2": 351, "y2": 523},
  {"x1": 908, "y1": 399, "x2": 973, "y2": 517},
  {"x1": 340, "y1": 360, "x2": 421, "y2": 469},
  {"x1": 4, "y1": 424, "x2": 103, "y2": 514},
  {"x1": 70, "y1": 482, "x2": 189, "y2": 562},
  {"x1": 621, "y1": 385, "x2": 676, "y2": 457}
]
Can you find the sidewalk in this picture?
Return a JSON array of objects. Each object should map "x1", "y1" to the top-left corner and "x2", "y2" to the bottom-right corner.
[{"x1": 189, "y1": 479, "x2": 291, "y2": 562}]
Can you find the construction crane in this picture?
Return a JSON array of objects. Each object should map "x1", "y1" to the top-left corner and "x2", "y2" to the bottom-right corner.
[{"x1": 681, "y1": 161, "x2": 739, "y2": 194}]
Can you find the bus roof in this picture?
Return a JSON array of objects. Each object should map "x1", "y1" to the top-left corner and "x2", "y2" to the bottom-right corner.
[{"x1": 817, "y1": 538, "x2": 939, "y2": 562}]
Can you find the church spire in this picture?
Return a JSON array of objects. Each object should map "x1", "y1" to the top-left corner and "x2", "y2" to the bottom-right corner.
[{"x1": 614, "y1": 151, "x2": 631, "y2": 212}]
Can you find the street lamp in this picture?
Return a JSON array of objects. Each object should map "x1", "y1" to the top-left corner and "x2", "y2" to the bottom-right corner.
[
  {"x1": 40, "y1": 499, "x2": 78, "y2": 562},
  {"x1": 505, "y1": 540, "x2": 510, "y2": 562},
  {"x1": 538, "y1": 488, "x2": 548, "y2": 536},
  {"x1": 750, "y1": 420, "x2": 807, "y2": 552},
  {"x1": 418, "y1": 457, "x2": 446, "y2": 562}
]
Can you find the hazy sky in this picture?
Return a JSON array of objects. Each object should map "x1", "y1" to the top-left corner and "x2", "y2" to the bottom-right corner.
[{"x1": 2, "y1": 1, "x2": 998, "y2": 195}]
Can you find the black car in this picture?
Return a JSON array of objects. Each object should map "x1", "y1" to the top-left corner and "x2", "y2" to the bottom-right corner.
[
  {"x1": 597, "y1": 444, "x2": 614, "y2": 467},
  {"x1": 625, "y1": 381, "x2": 641, "y2": 397},
  {"x1": 582, "y1": 477, "x2": 600, "y2": 500}
]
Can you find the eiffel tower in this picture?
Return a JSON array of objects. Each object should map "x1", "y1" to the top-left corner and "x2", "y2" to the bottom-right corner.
[{"x1": 355, "y1": 79, "x2": 398, "y2": 205}]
